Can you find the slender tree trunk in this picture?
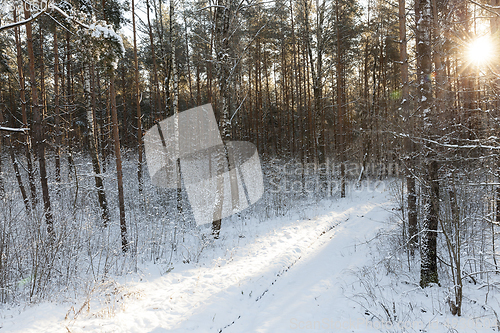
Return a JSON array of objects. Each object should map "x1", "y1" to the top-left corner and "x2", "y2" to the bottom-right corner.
[
  {"x1": 85, "y1": 63, "x2": 110, "y2": 227},
  {"x1": 0, "y1": 107, "x2": 5, "y2": 196},
  {"x1": 290, "y1": 0, "x2": 298, "y2": 156},
  {"x1": 24, "y1": 8, "x2": 55, "y2": 239},
  {"x1": 489, "y1": 0, "x2": 500, "y2": 222},
  {"x1": 132, "y1": 0, "x2": 143, "y2": 192},
  {"x1": 14, "y1": 10, "x2": 37, "y2": 212},
  {"x1": 184, "y1": 16, "x2": 195, "y2": 106},
  {"x1": 172, "y1": 47, "x2": 183, "y2": 218},
  {"x1": 8, "y1": 137, "x2": 30, "y2": 213},
  {"x1": 109, "y1": 74, "x2": 128, "y2": 251},
  {"x1": 336, "y1": 0, "x2": 345, "y2": 198},
  {"x1": 196, "y1": 64, "x2": 201, "y2": 105},
  {"x1": 146, "y1": 0, "x2": 162, "y2": 120},
  {"x1": 400, "y1": 0, "x2": 417, "y2": 253},
  {"x1": 1, "y1": 94, "x2": 28, "y2": 212},
  {"x1": 53, "y1": 27, "x2": 62, "y2": 184},
  {"x1": 65, "y1": 31, "x2": 77, "y2": 179},
  {"x1": 448, "y1": 178, "x2": 462, "y2": 316}
]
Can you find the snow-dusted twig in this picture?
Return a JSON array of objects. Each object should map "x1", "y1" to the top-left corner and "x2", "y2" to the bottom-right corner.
[
  {"x1": 0, "y1": 126, "x2": 29, "y2": 133},
  {"x1": 49, "y1": 3, "x2": 90, "y2": 29},
  {"x1": 0, "y1": 9, "x2": 46, "y2": 32},
  {"x1": 391, "y1": 131, "x2": 500, "y2": 150},
  {"x1": 230, "y1": 94, "x2": 247, "y2": 123}
]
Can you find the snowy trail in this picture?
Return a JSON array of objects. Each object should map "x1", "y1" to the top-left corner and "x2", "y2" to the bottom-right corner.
[
  {"x1": 170, "y1": 192, "x2": 392, "y2": 333},
  {"x1": 2, "y1": 191, "x2": 393, "y2": 333}
]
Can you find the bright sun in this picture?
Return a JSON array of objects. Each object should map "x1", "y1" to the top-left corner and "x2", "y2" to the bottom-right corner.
[{"x1": 467, "y1": 36, "x2": 495, "y2": 65}]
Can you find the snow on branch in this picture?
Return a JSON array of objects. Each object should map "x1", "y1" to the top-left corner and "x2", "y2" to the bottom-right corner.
[
  {"x1": 1, "y1": 2, "x2": 125, "y2": 68},
  {"x1": 88, "y1": 23, "x2": 125, "y2": 56},
  {"x1": 391, "y1": 131, "x2": 500, "y2": 150},
  {"x1": 49, "y1": 3, "x2": 90, "y2": 29},
  {"x1": 0, "y1": 2, "x2": 124, "y2": 59},
  {"x1": 0, "y1": 2, "x2": 89, "y2": 33},
  {"x1": 197, "y1": 5, "x2": 227, "y2": 11},
  {"x1": 0, "y1": 126, "x2": 29, "y2": 133},
  {"x1": 0, "y1": 9, "x2": 46, "y2": 32}
]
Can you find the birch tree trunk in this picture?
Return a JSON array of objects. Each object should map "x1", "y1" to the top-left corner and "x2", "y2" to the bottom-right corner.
[{"x1": 212, "y1": 0, "x2": 239, "y2": 238}]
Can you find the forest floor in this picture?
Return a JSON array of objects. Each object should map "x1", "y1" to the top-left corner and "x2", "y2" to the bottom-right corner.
[{"x1": 1, "y1": 187, "x2": 499, "y2": 332}]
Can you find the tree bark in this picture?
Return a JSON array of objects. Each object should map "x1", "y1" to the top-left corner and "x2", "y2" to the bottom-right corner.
[
  {"x1": 85, "y1": 63, "x2": 110, "y2": 227},
  {"x1": 14, "y1": 9, "x2": 37, "y2": 212},
  {"x1": 110, "y1": 74, "x2": 128, "y2": 251},
  {"x1": 417, "y1": 0, "x2": 439, "y2": 288},
  {"x1": 24, "y1": 8, "x2": 55, "y2": 240},
  {"x1": 146, "y1": 0, "x2": 162, "y2": 120},
  {"x1": 132, "y1": 0, "x2": 143, "y2": 192},
  {"x1": 53, "y1": 27, "x2": 62, "y2": 184},
  {"x1": 399, "y1": 0, "x2": 417, "y2": 253},
  {"x1": 172, "y1": 47, "x2": 183, "y2": 217},
  {"x1": 212, "y1": 0, "x2": 239, "y2": 238},
  {"x1": 336, "y1": 0, "x2": 346, "y2": 198}
]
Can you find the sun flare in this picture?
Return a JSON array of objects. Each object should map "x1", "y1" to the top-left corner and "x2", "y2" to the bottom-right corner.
[{"x1": 467, "y1": 36, "x2": 495, "y2": 65}]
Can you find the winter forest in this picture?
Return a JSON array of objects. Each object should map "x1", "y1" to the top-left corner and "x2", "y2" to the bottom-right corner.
[{"x1": 1, "y1": 0, "x2": 500, "y2": 330}]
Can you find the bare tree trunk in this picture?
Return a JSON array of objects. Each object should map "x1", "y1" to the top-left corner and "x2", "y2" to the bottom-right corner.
[
  {"x1": 53, "y1": 27, "x2": 62, "y2": 184},
  {"x1": 421, "y1": 160, "x2": 439, "y2": 287},
  {"x1": 336, "y1": 0, "x2": 346, "y2": 198},
  {"x1": 184, "y1": 16, "x2": 195, "y2": 106},
  {"x1": 489, "y1": 0, "x2": 500, "y2": 223},
  {"x1": 448, "y1": 178, "x2": 462, "y2": 316},
  {"x1": 303, "y1": 0, "x2": 317, "y2": 162},
  {"x1": 1, "y1": 99, "x2": 29, "y2": 212},
  {"x1": 24, "y1": 8, "x2": 55, "y2": 240},
  {"x1": 212, "y1": 0, "x2": 239, "y2": 238},
  {"x1": 290, "y1": 0, "x2": 298, "y2": 156},
  {"x1": 0, "y1": 106, "x2": 5, "y2": 195},
  {"x1": 417, "y1": 0, "x2": 439, "y2": 288},
  {"x1": 314, "y1": 0, "x2": 326, "y2": 163},
  {"x1": 132, "y1": 0, "x2": 143, "y2": 192},
  {"x1": 110, "y1": 74, "x2": 128, "y2": 252},
  {"x1": 399, "y1": 0, "x2": 417, "y2": 253},
  {"x1": 212, "y1": 0, "x2": 229, "y2": 238},
  {"x1": 14, "y1": 9, "x2": 37, "y2": 212},
  {"x1": 172, "y1": 47, "x2": 182, "y2": 217},
  {"x1": 196, "y1": 64, "x2": 201, "y2": 105},
  {"x1": 84, "y1": 63, "x2": 110, "y2": 227},
  {"x1": 8, "y1": 136, "x2": 30, "y2": 213},
  {"x1": 146, "y1": 0, "x2": 162, "y2": 120}
]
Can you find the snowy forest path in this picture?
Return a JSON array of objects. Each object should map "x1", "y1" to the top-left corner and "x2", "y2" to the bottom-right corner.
[
  {"x1": 2, "y1": 190, "x2": 394, "y2": 333},
  {"x1": 171, "y1": 191, "x2": 394, "y2": 333}
]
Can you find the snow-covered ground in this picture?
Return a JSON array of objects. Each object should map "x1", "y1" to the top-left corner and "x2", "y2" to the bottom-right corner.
[
  {"x1": 3, "y1": 187, "x2": 498, "y2": 333},
  {"x1": 1, "y1": 189, "x2": 393, "y2": 332}
]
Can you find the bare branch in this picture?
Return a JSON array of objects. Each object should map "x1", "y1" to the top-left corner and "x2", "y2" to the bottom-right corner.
[
  {"x1": 467, "y1": 0, "x2": 500, "y2": 18},
  {"x1": 0, "y1": 9, "x2": 46, "y2": 32},
  {"x1": 0, "y1": 126, "x2": 29, "y2": 133}
]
